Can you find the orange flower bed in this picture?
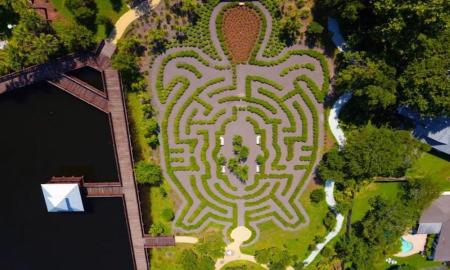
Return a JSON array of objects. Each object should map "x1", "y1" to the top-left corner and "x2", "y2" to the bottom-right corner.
[{"x1": 222, "y1": 6, "x2": 261, "y2": 63}]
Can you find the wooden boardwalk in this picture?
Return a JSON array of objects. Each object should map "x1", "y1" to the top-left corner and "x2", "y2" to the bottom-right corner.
[
  {"x1": 48, "y1": 75, "x2": 109, "y2": 112},
  {"x1": 0, "y1": 42, "x2": 175, "y2": 270},
  {"x1": 0, "y1": 53, "x2": 98, "y2": 93},
  {"x1": 144, "y1": 236, "x2": 176, "y2": 248},
  {"x1": 104, "y1": 67, "x2": 150, "y2": 270},
  {"x1": 85, "y1": 186, "x2": 124, "y2": 197}
]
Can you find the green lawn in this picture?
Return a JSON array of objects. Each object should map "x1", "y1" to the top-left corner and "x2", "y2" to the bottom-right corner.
[
  {"x1": 352, "y1": 182, "x2": 401, "y2": 223},
  {"x1": 222, "y1": 260, "x2": 265, "y2": 270},
  {"x1": 50, "y1": 0, "x2": 128, "y2": 41},
  {"x1": 150, "y1": 225, "x2": 225, "y2": 270},
  {"x1": 407, "y1": 151, "x2": 450, "y2": 191},
  {"x1": 241, "y1": 182, "x2": 329, "y2": 260},
  {"x1": 127, "y1": 92, "x2": 153, "y2": 161},
  {"x1": 379, "y1": 254, "x2": 442, "y2": 269}
]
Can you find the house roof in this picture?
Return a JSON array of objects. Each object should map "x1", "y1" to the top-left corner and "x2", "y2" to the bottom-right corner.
[
  {"x1": 327, "y1": 17, "x2": 347, "y2": 52},
  {"x1": 398, "y1": 107, "x2": 450, "y2": 155},
  {"x1": 419, "y1": 195, "x2": 450, "y2": 261},
  {"x1": 435, "y1": 220, "x2": 450, "y2": 261},
  {"x1": 420, "y1": 195, "x2": 450, "y2": 223},
  {"x1": 41, "y1": 183, "x2": 85, "y2": 212}
]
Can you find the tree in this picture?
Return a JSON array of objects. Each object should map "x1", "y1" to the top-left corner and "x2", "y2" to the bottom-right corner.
[
  {"x1": 335, "y1": 234, "x2": 375, "y2": 270},
  {"x1": 307, "y1": 22, "x2": 324, "y2": 35},
  {"x1": 255, "y1": 247, "x2": 291, "y2": 270},
  {"x1": 399, "y1": 53, "x2": 450, "y2": 116},
  {"x1": 162, "y1": 208, "x2": 174, "y2": 221},
  {"x1": 310, "y1": 189, "x2": 325, "y2": 203},
  {"x1": 319, "y1": 124, "x2": 424, "y2": 185},
  {"x1": 134, "y1": 161, "x2": 162, "y2": 185},
  {"x1": 195, "y1": 234, "x2": 225, "y2": 259},
  {"x1": 323, "y1": 211, "x2": 336, "y2": 231},
  {"x1": 112, "y1": 36, "x2": 143, "y2": 83},
  {"x1": 335, "y1": 52, "x2": 398, "y2": 124},
  {"x1": 318, "y1": 148, "x2": 346, "y2": 182},
  {"x1": 401, "y1": 177, "x2": 440, "y2": 219},
  {"x1": 178, "y1": 249, "x2": 215, "y2": 270},
  {"x1": 238, "y1": 146, "x2": 249, "y2": 161},
  {"x1": 280, "y1": 13, "x2": 302, "y2": 43},
  {"x1": 4, "y1": 9, "x2": 62, "y2": 70},
  {"x1": 56, "y1": 22, "x2": 95, "y2": 52},
  {"x1": 146, "y1": 29, "x2": 168, "y2": 53},
  {"x1": 65, "y1": 0, "x2": 98, "y2": 26}
]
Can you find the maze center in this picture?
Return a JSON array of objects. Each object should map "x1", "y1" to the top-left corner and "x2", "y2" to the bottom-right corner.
[{"x1": 150, "y1": 1, "x2": 328, "y2": 243}]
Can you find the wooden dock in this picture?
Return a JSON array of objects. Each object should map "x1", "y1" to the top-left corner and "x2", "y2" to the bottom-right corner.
[
  {"x1": 144, "y1": 236, "x2": 176, "y2": 248},
  {"x1": 0, "y1": 53, "x2": 98, "y2": 93},
  {"x1": 1, "y1": 42, "x2": 175, "y2": 270},
  {"x1": 48, "y1": 75, "x2": 109, "y2": 113}
]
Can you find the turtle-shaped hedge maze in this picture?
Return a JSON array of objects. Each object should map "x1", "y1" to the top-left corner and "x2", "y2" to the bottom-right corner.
[{"x1": 150, "y1": 1, "x2": 328, "y2": 244}]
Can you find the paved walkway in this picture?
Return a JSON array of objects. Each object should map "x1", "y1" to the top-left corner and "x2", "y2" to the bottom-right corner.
[
  {"x1": 109, "y1": 0, "x2": 160, "y2": 44},
  {"x1": 215, "y1": 227, "x2": 266, "y2": 270},
  {"x1": 175, "y1": 236, "x2": 199, "y2": 244}
]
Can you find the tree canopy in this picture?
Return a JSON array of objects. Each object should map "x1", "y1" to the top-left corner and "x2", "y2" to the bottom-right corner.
[{"x1": 319, "y1": 124, "x2": 424, "y2": 183}]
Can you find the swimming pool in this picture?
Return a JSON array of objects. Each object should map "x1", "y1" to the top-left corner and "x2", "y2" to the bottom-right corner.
[{"x1": 401, "y1": 237, "x2": 414, "y2": 253}]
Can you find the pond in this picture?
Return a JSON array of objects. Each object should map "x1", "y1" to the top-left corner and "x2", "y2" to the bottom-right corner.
[
  {"x1": 66, "y1": 66, "x2": 106, "y2": 92},
  {"x1": 0, "y1": 82, "x2": 134, "y2": 270}
]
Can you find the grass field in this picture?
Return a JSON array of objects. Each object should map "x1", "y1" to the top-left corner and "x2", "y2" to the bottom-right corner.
[
  {"x1": 50, "y1": 0, "x2": 128, "y2": 41},
  {"x1": 351, "y1": 182, "x2": 401, "y2": 223},
  {"x1": 150, "y1": 224, "x2": 225, "y2": 270},
  {"x1": 394, "y1": 254, "x2": 442, "y2": 269},
  {"x1": 241, "y1": 181, "x2": 329, "y2": 260},
  {"x1": 407, "y1": 151, "x2": 450, "y2": 191},
  {"x1": 222, "y1": 260, "x2": 265, "y2": 270}
]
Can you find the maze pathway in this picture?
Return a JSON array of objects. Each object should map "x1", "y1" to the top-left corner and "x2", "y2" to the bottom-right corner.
[{"x1": 150, "y1": 1, "x2": 328, "y2": 244}]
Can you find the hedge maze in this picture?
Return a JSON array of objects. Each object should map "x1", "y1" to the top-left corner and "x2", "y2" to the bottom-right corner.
[{"x1": 150, "y1": 1, "x2": 328, "y2": 244}]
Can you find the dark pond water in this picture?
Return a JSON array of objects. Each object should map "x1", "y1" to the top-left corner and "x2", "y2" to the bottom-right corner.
[
  {"x1": 0, "y1": 82, "x2": 134, "y2": 270},
  {"x1": 66, "y1": 66, "x2": 105, "y2": 92}
]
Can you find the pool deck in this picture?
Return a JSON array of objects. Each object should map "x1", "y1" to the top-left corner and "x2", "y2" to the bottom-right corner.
[{"x1": 395, "y1": 234, "x2": 427, "y2": 257}]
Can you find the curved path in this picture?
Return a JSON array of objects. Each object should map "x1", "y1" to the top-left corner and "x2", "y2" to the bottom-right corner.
[
  {"x1": 300, "y1": 93, "x2": 351, "y2": 267},
  {"x1": 150, "y1": 1, "x2": 328, "y2": 243},
  {"x1": 109, "y1": 0, "x2": 160, "y2": 44},
  {"x1": 214, "y1": 227, "x2": 265, "y2": 270}
]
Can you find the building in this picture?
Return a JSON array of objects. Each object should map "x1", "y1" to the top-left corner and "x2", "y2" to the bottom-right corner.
[
  {"x1": 417, "y1": 195, "x2": 450, "y2": 262},
  {"x1": 398, "y1": 107, "x2": 450, "y2": 155},
  {"x1": 41, "y1": 183, "x2": 85, "y2": 212}
]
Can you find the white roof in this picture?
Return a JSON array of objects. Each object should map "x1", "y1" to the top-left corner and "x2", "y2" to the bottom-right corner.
[{"x1": 41, "y1": 183, "x2": 85, "y2": 212}]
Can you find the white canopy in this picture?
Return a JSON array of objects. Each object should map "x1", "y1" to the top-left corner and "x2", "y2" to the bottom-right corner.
[{"x1": 41, "y1": 183, "x2": 85, "y2": 212}]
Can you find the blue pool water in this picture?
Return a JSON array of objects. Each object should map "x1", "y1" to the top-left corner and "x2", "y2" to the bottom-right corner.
[{"x1": 401, "y1": 237, "x2": 414, "y2": 253}]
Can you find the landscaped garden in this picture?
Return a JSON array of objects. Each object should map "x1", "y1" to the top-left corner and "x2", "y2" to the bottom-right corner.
[{"x1": 145, "y1": 0, "x2": 331, "y2": 268}]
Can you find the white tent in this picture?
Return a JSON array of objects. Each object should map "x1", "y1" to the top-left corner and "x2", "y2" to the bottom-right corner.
[{"x1": 41, "y1": 183, "x2": 85, "y2": 212}]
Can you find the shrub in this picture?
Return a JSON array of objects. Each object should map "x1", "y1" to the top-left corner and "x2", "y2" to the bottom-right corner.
[
  {"x1": 256, "y1": 154, "x2": 265, "y2": 165},
  {"x1": 307, "y1": 21, "x2": 324, "y2": 35},
  {"x1": 323, "y1": 211, "x2": 336, "y2": 231},
  {"x1": 134, "y1": 161, "x2": 162, "y2": 185},
  {"x1": 218, "y1": 155, "x2": 226, "y2": 166},
  {"x1": 159, "y1": 187, "x2": 167, "y2": 197},
  {"x1": 149, "y1": 222, "x2": 166, "y2": 236},
  {"x1": 310, "y1": 188, "x2": 325, "y2": 203},
  {"x1": 162, "y1": 208, "x2": 175, "y2": 221}
]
